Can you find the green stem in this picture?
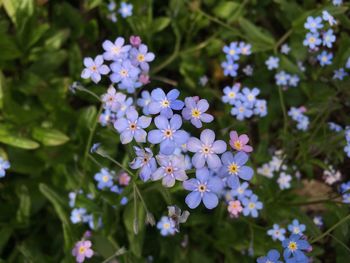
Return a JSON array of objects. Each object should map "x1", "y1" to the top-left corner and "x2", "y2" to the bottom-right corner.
[
  {"x1": 311, "y1": 214, "x2": 350, "y2": 243},
  {"x1": 101, "y1": 247, "x2": 127, "y2": 263},
  {"x1": 274, "y1": 29, "x2": 293, "y2": 53},
  {"x1": 328, "y1": 233, "x2": 350, "y2": 254},
  {"x1": 278, "y1": 87, "x2": 288, "y2": 136},
  {"x1": 134, "y1": 182, "x2": 150, "y2": 213},
  {"x1": 96, "y1": 152, "x2": 134, "y2": 176}
]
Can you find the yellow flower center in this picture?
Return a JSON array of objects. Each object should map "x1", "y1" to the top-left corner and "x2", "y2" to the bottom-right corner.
[
  {"x1": 102, "y1": 175, "x2": 109, "y2": 182},
  {"x1": 248, "y1": 202, "x2": 255, "y2": 209},
  {"x1": 112, "y1": 47, "x2": 120, "y2": 54},
  {"x1": 309, "y1": 37, "x2": 316, "y2": 44},
  {"x1": 229, "y1": 49, "x2": 236, "y2": 55},
  {"x1": 163, "y1": 129, "x2": 173, "y2": 138},
  {"x1": 228, "y1": 163, "x2": 239, "y2": 175},
  {"x1": 120, "y1": 69, "x2": 128, "y2": 76},
  {"x1": 239, "y1": 107, "x2": 244, "y2": 113},
  {"x1": 91, "y1": 65, "x2": 97, "y2": 71},
  {"x1": 234, "y1": 141, "x2": 242, "y2": 150},
  {"x1": 198, "y1": 184, "x2": 207, "y2": 193},
  {"x1": 247, "y1": 94, "x2": 254, "y2": 101},
  {"x1": 79, "y1": 246, "x2": 86, "y2": 254},
  {"x1": 137, "y1": 54, "x2": 145, "y2": 62},
  {"x1": 191, "y1": 108, "x2": 201, "y2": 118},
  {"x1": 288, "y1": 241, "x2": 298, "y2": 251},
  {"x1": 163, "y1": 223, "x2": 170, "y2": 229},
  {"x1": 228, "y1": 92, "x2": 236, "y2": 98},
  {"x1": 161, "y1": 99, "x2": 170, "y2": 107}
]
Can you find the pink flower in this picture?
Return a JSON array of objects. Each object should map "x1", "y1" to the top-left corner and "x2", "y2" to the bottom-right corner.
[
  {"x1": 227, "y1": 200, "x2": 243, "y2": 218},
  {"x1": 130, "y1": 35, "x2": 141, "y2": 47},
  {"x1": 139, "y1": 74, "x2": 150, "y2": 84},
  {"x1": 229, "y1": 131, "x2": 253, "y2": 153},
  {"x1": 118, "y1": 172, "x2": 131, "y2": 186},
  {"x1": 72, "y1": 240, "x2": 94, "y2": 263}
]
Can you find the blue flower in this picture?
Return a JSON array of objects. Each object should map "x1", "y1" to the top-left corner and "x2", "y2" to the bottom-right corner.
[
  {"x1": 119, "y1": 2, "x2": 133, "y2": 18},
  {"x1": 157, "y1": 216, "x2": 176, "y2": 236},
  {"x1": 328, "y1": 122, "x2": 342, "y2": 132},
  {"x1": 281, "y1": 44, "x2": 291, "y2": 54},
  {"x1": 148, "y1": 88, "x2": 184, "y2": 118},
  {"x1": 116, "y1": 97, "x2": 133, "y2": 118},
  {"x1": 94, "y1": 168, "x2": 115, "y2": 189},
  {"x1": 257, "y1": 249, "x2": 283, "y2": 263},
  {"x1": 129, "y1": 146, "x2": 157, "y2": 182},
  {"x1": 265, "y1": 56, "x2": 279, "y2": 70},
  {"x1": 137, "y1": 90, "x2": 152, "y2": 115},
  {"x1": 220, "y1": 151, "x2": 254, "y2": 189},
  {"x1": 317, "y1": 51, "x2": 333, "y2": 66},
  {"x1": 223, "y1": 42, "x2": 241, "y2": 60},
  {"x1": 102, "y1": 37, "x2": 131, "y2": 61},
  {"x1": 254, "y1": 99, "x2": 268, "y2": 117},
  {"x1": 120, "y1": 196, "x2": 128, "y2": 205},
  {"x1": 183, "y1": 167, "x2": 224, "y2": 209},
  {"x1": 70, "y1": 208, "x2": 88, "y2": 224},
  {"x1": 0, "y1": 157, "x2": 10, "y2": 178},
  {"x1": 81, "y1": 55, "x2": 110, "y2": 83},
  {"x1": 99, "y1": 109, "x2": 114, "y2": 126},
  {"x1": 222, "y1": 84, "x2": 241, "y2": 105},
  {"x1": 152, "y1": 154, "x2": 188, "y2": 187},
  {"x1": 296, "y1": 116, "x2": 309, "y2": 131},
  {"x1": 221, "y1": 59, "x2": 239, "y2": 77},
  {"x1": 182, "y1": 97, "x2": 214, "y2": 128},
  {"x1": 114, "y1": 108, "x2": 151, "y2": 144},
  {"x1": 322, "y1": 29, "x2": 336, "y2": 48},
  {"x1": 288, "y1": 219, "x2": 306, "y2": 235},
  {"x1": 239, "y1": 42, "x2": 252, "y2": 56},
  {"x1": 267, "y1": 224, "x2": 286, "y2": 241},
  {"x1": 229, "y1": 182, "x2": 252, "y2": 201},
  {"x1": 333, "y1": 0, "x2": 343, "y2": 6},
  {"x1": 333, "y1": 68, "x2": 348, "y2": 80},
  {"x1": 110, "y1": 60, "x2": 140, "y2": 92},
  {"x1": 344, "y1": 143, "x2": 350, "y2": 157},
  {"x1": 275, "y1": 71, "x2": 290, "y2": 86},
  {"x1": 322, "y1": 11, "x2": 337, "y2": 26},
  {"x1": 346, "y1": 56, "x2": 350, "y2": 69},
  {"x1": 288, "y1": 75, "x2": 300, "y2": 88},
  {"x1": 187, "y1": 129, "x2": 227, "y2": 169},
  {"x1": 241, "y1": 87, "x2": 260, "y2": 106},
  {"x1": 242, "y1": 194, "x2": 263, "y2": 218},
  {"x1": 304, "y1": 16, "x2": 323, "y2": 32},
  {"x1": 303, "y1": 32, "x2": 322, "y2": 49},
  {"x1": 282, "y1": 234, "x2": 310, "y2": 262},
  {"x1": 130, "y1": 44, "x2": 155, "y2": 72},
  {"x1": 313, "y1": 216, "x2": 323, "y2": 228},
  {"x1": 230, "y1": 101, "x2": 253, "y2": 121},
  {"x1": 147, "y1": 114, "x2": 188, "y2": 155}
]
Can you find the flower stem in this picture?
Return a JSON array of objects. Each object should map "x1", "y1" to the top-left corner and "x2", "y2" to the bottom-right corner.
[
  {"x1": 277, "y1": 86, "x2": 288, "y2": 136},
  {"x1": 274, "y1": 29, "x2": 293, "y2": 53},
  {"x1": 101, "y1": 247, "x2": 127, "y2": 263},
  {"x1": 311, "y1": 214, "x2": 350, "y2": 244}
]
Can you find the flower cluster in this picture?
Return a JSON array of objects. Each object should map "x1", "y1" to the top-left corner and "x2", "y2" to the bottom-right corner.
[
  {"x1": 259, "y1": 219, "x2": 311, "y2": 263},
  {"x1": 303, "y1": 11, "x2": 337, "y2": 69},
  {"x1": 222, "y1": 83, "x2": 267, "y2": 120},
  {"x1": 257, "y1": 150, "x2": 301, "y2": 190},
  {"x1": 106, "y1": 1, "x2": 133, "y2": 22},
  {"x1": 221, "y1": 41, "x2": 252, "y2": 77},
  {"x1": 0, "y1": 157, "x2": 10, "y2": 178},
  {"x1": 275, "y1": 70, "x2": 300, "y2": 88},
  {"x1": 81, "y1": 35, "x2": 154, "y2": 93},
  {"x1": 288, "y1": 106, "x2": 309, "y2": 131},
  {"x1": 94, "y1": 168, "x2": 130, "y2": 194}
]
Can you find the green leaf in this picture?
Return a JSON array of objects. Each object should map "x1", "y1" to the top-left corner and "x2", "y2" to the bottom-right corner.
[
  {"x1": 32, "y1": 127, "x2": 69, "y2": 146},
  {"x1": 238, "y1": 17, "x2": 275, "y2": 52},
  {"x1": 0, "y1": 71, "x2": 5, "y2": 109},
  {"x1": 16, "y1": 185, "x2": 31, "y2": 225},
  {"x1": 39, "y1": 183, "x2": 74, "y2": 250},
  {"x1": 44, "y1": 29, "x2": 70, "y2": 50},
  {"x1": 152, "y1": 17, "x2": 171, "y2": 33},
  {"x1": 213, "y1": 2, "x2": 240, "y2": 19},
  {"x1": 0, "y1": 226, "x2": 12, "y2": 254},
  {"x1": 0, "y1": 126, "x2": 39, "y2": 149}
]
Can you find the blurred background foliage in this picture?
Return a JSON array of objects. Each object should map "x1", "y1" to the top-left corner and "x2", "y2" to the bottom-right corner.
[{"x1": 0, "y1": 0, "x2": 350, "y2": 262}]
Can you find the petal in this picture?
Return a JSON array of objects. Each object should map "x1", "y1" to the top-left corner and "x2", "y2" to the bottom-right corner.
[
  {"x1": 203, "y1": 192, "x2": 219, "y2": 209},
  {"x1": 171, "y1": 100, "x2": 185, "y2": 110},
  {"x1": 185, "y1": 191, "x2": 202, "y2": 209},
  {"x1": 147, "y1": 130, "x2": 163, "y2": 144},
  {"x1": 148, "y1": 101, "x2": 161, "y2": 114},
  {"x1": 120, "y1": 130, "x2": 133, "y2": 144},
  {"x1": 196, "y1": 167, "x2": 210, "y2": 182},
  {"x1": 134, "y1": 129, "x2": 147, "y2": 143},
  {"x1": 162, "y1": 175, "x2": 175, "y2": 187},
  {"x1": 207, "y1": 154, "x2": 222, "y2": 169},
  {"x1": 173, "y1": 130, "x2": 189, "y2": 145},
  {"x1": 160, "y1": 139, "x2": 176, "y2": 155},
  {"x1": 154, "y1": 115, "x2": 169, "y2": 130},
  {"x1": 200, "y1": 129, "x2": 215, "y2": 145},
  {"x1": 183, "y1": 178, "x2": 199, "y2": 191},
  {"x1": 99, "y1": 65, "x2": 110, "y2": 75},
  {"x1": 151, "y1": 88, "x2": 166, "y2": 100},
  {"x1": 211, "y1": 140, "x2": 227, "y2": 154},
  {"x1": 239, "y1": 134, "x2": 249, "y2": 144},
  {"x1": 95, "y1": 55, "x2": 104, "y2": 66},
  {"x1": 126, "y1": 108, "x2": 139, "y2": 121},
  {"x1": 242, "y1": 145, "x2": 253, "y2": 153},
  {"x1": 83, "y1": 57, "x2": 94, "y2": 67},
  {"x1": 191, "y1": 118, "x2": 202, "y2": 128},
  {"x1": 197, "y1": 99, "x2": 209, "y2": 112},
  {"x1": 229, "y1": 131, "x2": 238, "y2": 141},
  {"x1": 167, "y1": 89, "x2": 180, "y2": 100},
  {"x1": 102, "y1": 40, "x2": 114, "y2": 51},
  {"x1": 238, "y1": 166, "x2": 254, "y2": 181},
  {"x1": 152, "y1": 168, "x2": 165, "y2": 181},
  {"x1": 200, "y1": 113, "x2": 214, "y2": 123},
  {"x1": 138, "y1": 116, "x2": 152, "y2": 128},
  {"x1": 81, "y1": 69, "x2": 91, "y2": 79},
  {"x1": 91, "y1": 72, "x2": 101, "y2": 83},
  {"x1": 187, "y1": 137, "x2": 202, "y2": 152},
  {"x1": 227, "y1": 175, "x2": 240, "y2": 189},
  {"x1": 221, "y1": 151, "x2": 234, "y2": 165},
  {"x1": 207, "y1": 177, "x2": 224, "y2": 193},
  {"x1": 114, "y1": 118, "x2": 128, "y2": 133},
  {"x1": 192, "y1": 152, "x2": 206, "y2": 168},
  {"x1": 234, "y1": 152, "x2": 249, "y2": 166},
  {"x1": 170, "y1": 114, "x2": 182, "y2": 130}
]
